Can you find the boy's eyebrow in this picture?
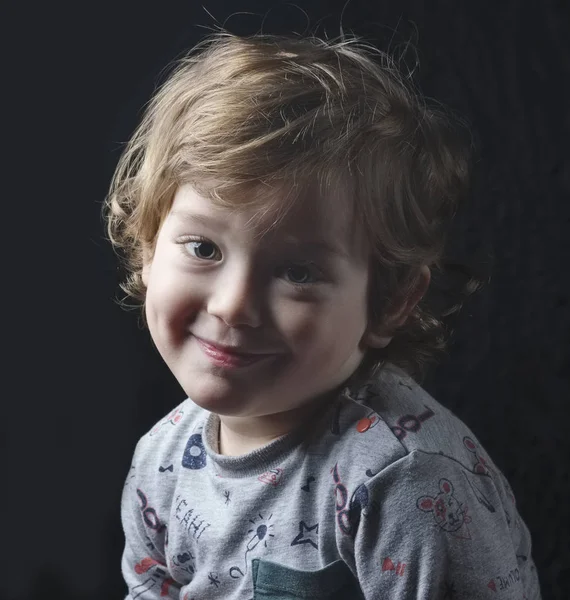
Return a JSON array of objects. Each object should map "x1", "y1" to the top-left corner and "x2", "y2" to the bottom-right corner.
[{"x1": 170, "y1": 210, "x2": 227, "y2": 229}]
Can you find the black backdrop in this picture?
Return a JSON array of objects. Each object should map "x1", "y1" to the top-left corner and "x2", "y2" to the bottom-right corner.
[{"x1": 4, "y1": 1, "x2": 569, "y2": 599}]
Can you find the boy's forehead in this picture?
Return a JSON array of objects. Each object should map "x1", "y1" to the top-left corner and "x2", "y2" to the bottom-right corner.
[{"x1": 170, "y1": 182, "x2": 361, "y2": 249}]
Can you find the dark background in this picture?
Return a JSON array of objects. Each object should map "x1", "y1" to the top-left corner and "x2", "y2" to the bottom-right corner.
[{"x1": 3, "y1": 1, "x2": 569, "y2": 599}]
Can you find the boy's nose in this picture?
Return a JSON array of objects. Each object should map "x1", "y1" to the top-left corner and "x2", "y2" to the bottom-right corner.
[{"x1": 206, "y1": 269, "x2": 263, "y2": 328}]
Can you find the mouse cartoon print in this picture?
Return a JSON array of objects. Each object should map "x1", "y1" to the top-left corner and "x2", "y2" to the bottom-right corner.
[
  {"x1": 417, "y1": 478, "x2": 472, "y2": 539},
  {"x1": 463, "y1": 436, "x2": 494, "y2": 477}
]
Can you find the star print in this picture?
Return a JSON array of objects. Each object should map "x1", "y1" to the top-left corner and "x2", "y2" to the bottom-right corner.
[{"x1": 291, "y1": 520, "x2": 319, "y2": 549}]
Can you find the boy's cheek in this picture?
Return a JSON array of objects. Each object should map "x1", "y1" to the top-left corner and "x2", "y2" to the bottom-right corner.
[
  {"x1": 282, "y1": 310, "x2": 364, "y2": 363},
  {"x1": 146, "y1": 284, "x2": 201, "y2": 338},
  {"x1": 141, "y1": 263, "x2": 150, "y2": 287},
  {"x1": 272, "y1": 303, "x2": 323, "y2": 346}
]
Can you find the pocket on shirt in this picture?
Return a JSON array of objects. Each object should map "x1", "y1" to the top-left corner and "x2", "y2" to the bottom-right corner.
[{"x1": 251, "y1": 558, "x2": 364, "y2": 599}]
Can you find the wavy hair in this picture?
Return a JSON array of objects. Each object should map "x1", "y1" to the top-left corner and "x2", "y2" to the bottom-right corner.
[{"x1": 103, "y1": 29, "x2": 483, "y2": 384}]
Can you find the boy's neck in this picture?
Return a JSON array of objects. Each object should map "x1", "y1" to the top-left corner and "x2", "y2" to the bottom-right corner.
[
  {"x1": 218, "y1": 419, "x2": 284, "y2": 456},
  {"x1": 217, "y1": 395, "x2": 333, "y2": 457}
]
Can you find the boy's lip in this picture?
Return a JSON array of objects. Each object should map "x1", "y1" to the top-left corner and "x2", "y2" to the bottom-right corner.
[{"x1": 193, "y1": 336, "x2": 277, "y2": 357}]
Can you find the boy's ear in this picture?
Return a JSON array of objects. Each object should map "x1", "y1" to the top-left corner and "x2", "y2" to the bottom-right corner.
[{"x1": 363, "y1": 265, "x2": 431, "y2": 349}]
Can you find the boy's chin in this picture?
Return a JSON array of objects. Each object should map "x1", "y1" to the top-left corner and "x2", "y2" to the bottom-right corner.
[{"x1": 183, "y1": 379, "x2": 259, "y2": 417}]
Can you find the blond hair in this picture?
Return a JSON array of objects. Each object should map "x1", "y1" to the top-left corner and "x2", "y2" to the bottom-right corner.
[{"x1": 103, "y1": 29, "x2": 481, "y2": 383}]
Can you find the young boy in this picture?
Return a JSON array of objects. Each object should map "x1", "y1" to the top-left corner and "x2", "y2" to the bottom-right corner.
[{"x1": 104, "y1": 31, "x2": 541, "y2": 599}]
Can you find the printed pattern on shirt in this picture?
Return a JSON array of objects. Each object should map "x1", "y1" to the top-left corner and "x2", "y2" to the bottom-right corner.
[{"x1": 121, "y1": 370, "x2": 541, "y2": 599}]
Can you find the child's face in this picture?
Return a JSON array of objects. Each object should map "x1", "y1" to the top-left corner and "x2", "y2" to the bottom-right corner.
[{"x1": 142, "y1": 183, "x2": 375, "y2": 422}]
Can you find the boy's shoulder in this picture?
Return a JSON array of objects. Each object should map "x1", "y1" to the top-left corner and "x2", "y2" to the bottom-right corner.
[
  {"x1": 129, "y1": 398, "x2": 207, "y2": 479},
  {"x1": 342, "y1": 364, "x2": 497, "y2": 476}
]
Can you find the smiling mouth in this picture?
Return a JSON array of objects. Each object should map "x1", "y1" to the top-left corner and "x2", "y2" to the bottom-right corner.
[{"x1": 194, "y1": 337, "x2": 277, "y2": 369}]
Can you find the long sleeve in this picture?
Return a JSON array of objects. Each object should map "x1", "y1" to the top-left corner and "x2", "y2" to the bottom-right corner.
[
  {"x1": 120, "y1": 442, "x2": 181, "y2": 600},
  {"x1": 351, "y1": 450, "x2": 541, "y2": 599}
]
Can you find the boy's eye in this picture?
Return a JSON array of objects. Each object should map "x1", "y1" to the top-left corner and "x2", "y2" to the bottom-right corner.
[
  {"x1": 185, "y1": 240, "x2": 221, "y2": 261},
  {"x1": 279, "y1": 263, "x2": 321, "y2": 286},
  {"x1": 285, "y1": 265, "x2": 313, "y2": 284}
]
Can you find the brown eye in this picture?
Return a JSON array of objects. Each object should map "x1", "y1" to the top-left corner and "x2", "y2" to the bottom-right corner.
[
  {"x1": 187, "y1": 241, "x2": 221, "y2": 260},
  {"x1": 277, "y1": 262, "x2": 323, "y2": 287},
  {"x1": 286, "y1": 265, "x2": 312, "y2": 284}
]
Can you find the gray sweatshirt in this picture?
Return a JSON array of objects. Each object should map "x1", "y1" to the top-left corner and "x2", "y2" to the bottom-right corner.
[{"x1": 121, "y1": 363, "x2": 542, "y2": 599}]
